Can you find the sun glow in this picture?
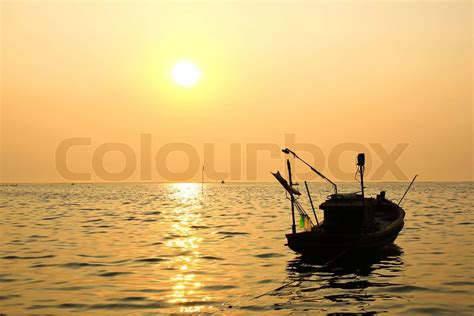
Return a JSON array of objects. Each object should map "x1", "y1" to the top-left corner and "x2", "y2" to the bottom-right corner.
[{"x1": 171, "y1": 60, "x2": 201, "y2": 87}]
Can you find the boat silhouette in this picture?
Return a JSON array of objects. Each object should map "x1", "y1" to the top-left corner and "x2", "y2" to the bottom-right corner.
[{"x1": 273, "y1": 148, "x2": 414, "y2": 257}]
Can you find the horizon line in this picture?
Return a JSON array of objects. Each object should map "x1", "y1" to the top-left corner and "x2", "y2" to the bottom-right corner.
[{"x1": 1, "y1": 180, "x2": 473, "y2": 185}]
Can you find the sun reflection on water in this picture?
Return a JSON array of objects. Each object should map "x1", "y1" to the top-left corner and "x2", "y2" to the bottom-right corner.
[{"x1": 165, "y1": 183, "x2": 209, "y2": 313}]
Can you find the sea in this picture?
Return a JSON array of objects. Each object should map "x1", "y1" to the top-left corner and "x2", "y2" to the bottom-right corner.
[{"x1": 0, "y1": 182, "x2": 472, "y2": 315}]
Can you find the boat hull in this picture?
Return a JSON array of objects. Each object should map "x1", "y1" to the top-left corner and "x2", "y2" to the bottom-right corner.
[{"x1": 286, "y1": 202, "x2": 405, "y2": 256}]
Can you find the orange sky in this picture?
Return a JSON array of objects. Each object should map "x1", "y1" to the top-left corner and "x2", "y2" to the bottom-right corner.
[{"x1": 1, "y1": 1, "x2": 472, "y2": 182}]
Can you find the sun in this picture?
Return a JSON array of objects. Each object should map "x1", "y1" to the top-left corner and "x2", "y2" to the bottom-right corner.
[{"x1": 171, "y1": 60, "x2": 201, "y2": 88}]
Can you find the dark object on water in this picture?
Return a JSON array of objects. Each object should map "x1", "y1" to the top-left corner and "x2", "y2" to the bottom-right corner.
[
  {"x1": 286, "y1": 192, "x2": 405, "y2": 255},
  {"x1": 274, "y1": 149, "x2": 412, "y2": 256}
]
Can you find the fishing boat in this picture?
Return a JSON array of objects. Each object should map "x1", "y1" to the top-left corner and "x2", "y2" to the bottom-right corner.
[{"x1": 273, "y1": 148, "x2": 415, "y2": 256}]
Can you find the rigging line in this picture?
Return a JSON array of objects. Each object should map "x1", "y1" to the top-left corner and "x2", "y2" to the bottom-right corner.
[{"x1": 250, "y1": 247, "x2": 352, "y2": 300}]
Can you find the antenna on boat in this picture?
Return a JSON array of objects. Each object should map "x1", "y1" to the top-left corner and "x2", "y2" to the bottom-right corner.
[
  {"x1": 282, "y1": 148, "x2": 338, "y2": 194},
  {"x1": 357, "y1": 153, "x2": 365, "y2": 198}
]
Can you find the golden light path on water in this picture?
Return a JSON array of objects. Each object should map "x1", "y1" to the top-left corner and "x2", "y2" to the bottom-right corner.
[{"x1": 165, "y1": 183, "x2": 209, "y2": 313}]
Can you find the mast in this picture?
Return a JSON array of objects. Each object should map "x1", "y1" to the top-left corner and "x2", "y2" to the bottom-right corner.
[
  {"x1": 357, "y1": 153, "x2": 370, "y2": 230},
  {"x1": 201, "y1": 165, "x2": 204, "y2": 194},
  {"x1": 287, "y1": 159, "x2": 296, "y2": 234}
]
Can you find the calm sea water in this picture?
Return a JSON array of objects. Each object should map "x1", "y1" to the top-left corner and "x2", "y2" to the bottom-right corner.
[{"x1": 0, "y1": 182, "x2": 472, "y2": 315}]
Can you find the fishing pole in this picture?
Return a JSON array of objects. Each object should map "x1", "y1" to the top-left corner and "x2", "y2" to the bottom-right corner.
[{"x1": 282, "y1": 148, "x2": 338, "y2": 194}]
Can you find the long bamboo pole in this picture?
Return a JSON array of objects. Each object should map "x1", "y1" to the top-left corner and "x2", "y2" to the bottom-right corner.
[
  {"x1": 287, "y1": 159, "x2": 296, "y2": 234},
  {"x1": 304, "y1": 181, "x2": 319, "y2": 226},
  {"x1": 283, "y1": 148, "x2": 337, "y2": 194},
  {"x1": 398, "y1": 175, "x2": 418, "y2": 206}
]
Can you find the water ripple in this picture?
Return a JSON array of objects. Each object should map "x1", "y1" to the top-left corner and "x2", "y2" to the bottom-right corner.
[{"x1": 1, "y1": 182, "x2": 472, "y2": 315}]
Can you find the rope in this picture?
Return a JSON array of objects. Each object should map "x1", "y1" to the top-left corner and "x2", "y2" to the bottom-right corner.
[{"x1": 250, "y1": 247, "x2": 352, "y2": 300}]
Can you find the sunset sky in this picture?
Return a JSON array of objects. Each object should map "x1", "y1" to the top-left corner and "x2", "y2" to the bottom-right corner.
[{"x1": 1, "y1": 1, "x2": 472, "y2": 182}]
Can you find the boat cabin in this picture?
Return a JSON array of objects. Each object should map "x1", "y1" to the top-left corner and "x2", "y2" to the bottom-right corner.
[
  {"x1": 320, "y1": 192, "x2": 388, "y2": 234},
  {"x1": 320, "y1": 194, "x2": 365, "y2": 233}
]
